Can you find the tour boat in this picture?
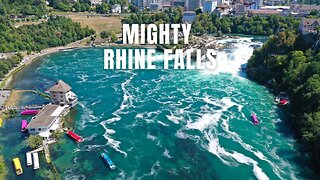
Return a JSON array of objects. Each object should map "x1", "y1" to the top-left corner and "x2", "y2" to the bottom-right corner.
[
  {"x1": 12, "y1": 158, "x2": 23, "y2": 175},
  {"x1": 21, "y1": 120, "x2": 28, "y2": 132},
  {"x1": 66, "y1": 130, "x2": 83, "y2": 143},
  {"x1": 251, "y1": 114, "x2": 259, "y2": 125},
  {"x1": 101, "y1": 151, "x2": 116, "y2": 170},
  {"x1": 21, "y1": 109, "x2": 38, "y2": 115}
]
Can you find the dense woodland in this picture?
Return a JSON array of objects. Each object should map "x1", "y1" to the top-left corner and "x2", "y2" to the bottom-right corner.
[
  {"x1": 246, "y1": 31, "x2": 320, "y2": 167},
  {"x1": 0, "y1": 16, "x2": 94, "y2": 52},
  {"x1": 0, "y1": 0, "x2": 48, "y2": 18},
  {"x1": 122, "y1": 9, "x2": 301, "y2": 36}
]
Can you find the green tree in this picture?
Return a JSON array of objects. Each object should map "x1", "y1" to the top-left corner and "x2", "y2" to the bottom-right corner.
[{"x1": 27, "y1": 135, "x2": 43, "y2": 149}]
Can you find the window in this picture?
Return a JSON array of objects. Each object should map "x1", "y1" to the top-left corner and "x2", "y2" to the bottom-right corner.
[{"x1": 38, "y1": 128, "x2": 41, "y2": 131}]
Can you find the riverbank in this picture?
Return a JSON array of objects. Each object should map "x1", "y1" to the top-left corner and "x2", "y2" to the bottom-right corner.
[{"x1": 0, "y1": 37, "x2": 93, "y2": 89}]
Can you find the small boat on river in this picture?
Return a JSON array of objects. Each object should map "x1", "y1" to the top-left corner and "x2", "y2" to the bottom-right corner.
[
  {"x1": 21, "y1": 109, "x2": 38, "y2": 115},
  {"x1": 66, "y1": 130, "x2": 83, "y2": 143},
  {"x1": 251, "y1": 114, "x2": 259, "y2": 125},
  {"x1": 101, "y1": 151, "x2": 116, "y2": 170},
  {"x1": 21, "y1": 120, "x2": 28, "y2": 132}
]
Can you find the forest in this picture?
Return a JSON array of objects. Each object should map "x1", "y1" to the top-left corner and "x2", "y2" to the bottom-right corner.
[
  {"x1": 246, "y1": 31, "x2": 320, "y2": 168},
  {"x1": 0, "y1": 0, "x2": 47, "y2": 18},
  {"x1": 48, "y1": 0, "x2": 128, "y2": 13},
  {"x1": 0, "y1": 16, "x2": 94, "y2": 53},
  {"x1": 122, "y1": 9, "x2": 301, "y2": 36}
]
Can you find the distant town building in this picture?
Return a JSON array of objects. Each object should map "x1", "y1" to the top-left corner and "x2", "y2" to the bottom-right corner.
[
  {"x1": 162, "y1": 1, "x2": 172, "y2": 10},
  {"x1": 47, "y1": 80, "x2": 78, "y2": 107},
  {"x1": 111, "y1": 4, "x2": 122, "y2": 13},
  {"x1": 150, "y1": 3, "x2": 162, "y2": 11},
  {"x1": 217, "y1": 0, "x2": 230, "y2": 5},
  {"x1": 299, "y1": 18, "x2": 320, "y2": 35},
  {"x1": 214, "y1": 4, "x2": 231, "y2": 17},
  {"x1": 186, "y1": 0, "x2": 201, "y2": 11},
  {"x1": 203, "y1": 0, "x2": 218, "y2": 13},
  {"x1": 90, "y1": 0, "x2": 102, "y2": 5},
  {"x1": 248, "y1": 9, "x2": 280, "y2": 16},
  {"x1": 173, "y1": 0, "x2": 186, "y2": 9},
  {"x1": 290, "y1": 4, "x2": 320, "y2": 17},
  {"x1": 183, "y1": 11, "x2": 197, "y2": 23},
  {"x1": 234, "y1": 4, "x2": 247, "y2": 15},
  {"x1": 247, "y1": 0, "x2": 263, "y2": 10}
]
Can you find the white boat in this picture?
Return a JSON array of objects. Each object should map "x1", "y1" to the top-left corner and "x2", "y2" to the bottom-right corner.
[
  {"x1": 32, "y1": 153, "x2": 39, "y2": 170},
  {"x1": 26, "y1": 152, "x2": 32, "y2": 166}
]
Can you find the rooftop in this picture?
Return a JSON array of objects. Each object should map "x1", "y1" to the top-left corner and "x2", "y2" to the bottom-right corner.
[
  {"x1": 47, "y1": 80, "x2": 71, "y2": 93},
  {"x1": 248, "y1": 9, "x2": 280, "y2": 15},
  {"x1": 301, "y1": 18, "x2": 320, "y2": 26},
  {"x1": 291, "y1": 4, "x2": 320, "y2": 11},
  {"x1": 28, "y1": 105, "x2": 63, "y2": 128}
]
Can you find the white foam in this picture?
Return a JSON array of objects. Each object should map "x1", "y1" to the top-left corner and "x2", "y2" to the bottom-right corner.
[
  {"x1": 201, "y1": 37, "x2": 255, "y2": 76},
  {"x1": 163, "y1": 148, "x2": 172, "y2": 159},
  {"x1": 187, "y1": 113, "x2": 220, "y2": 131},
  {"x1": 205, "y1": 132, "x2": 269, "y2": 180}
]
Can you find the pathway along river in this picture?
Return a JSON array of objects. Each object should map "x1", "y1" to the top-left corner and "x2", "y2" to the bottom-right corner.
[{"x1": 0, "y1": 37, "x2": 315, "y2": 179}]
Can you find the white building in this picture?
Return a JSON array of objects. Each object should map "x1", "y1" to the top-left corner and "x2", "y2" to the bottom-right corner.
[
  {"x1": 90, "y1": 0, "x2": 102, "y2": 5},
  {"x1": 47, "y1": 80, "x2": 78, "y2": 107},
  {"x1": 27, "y1": 104, "x2": 65, "y2": 135},
  {"x1": 183, "y1": 11, "x2": 196, "y2": 23},
  {"x1": 217, "y1": 0, "x2": 230, "y2": 5},
  {"x1": 203, "y1": 0, "x2": 217, "y2": 13},
  {"x1": 112, "y1": 4, "x2": 122, "y2": 13}
]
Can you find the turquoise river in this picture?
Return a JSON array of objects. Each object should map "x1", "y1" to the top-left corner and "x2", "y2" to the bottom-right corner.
[{"x1": 0, "y1": 37, "x2": 316, "y2": 179}]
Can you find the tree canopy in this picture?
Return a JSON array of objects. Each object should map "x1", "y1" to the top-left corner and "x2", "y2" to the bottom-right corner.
[
  {"x1": 0, "y1": 16, "x2": 94, "y2": 53},
  {"x1": 247, "y1": 31, "x2": 320, "y2": 165}
]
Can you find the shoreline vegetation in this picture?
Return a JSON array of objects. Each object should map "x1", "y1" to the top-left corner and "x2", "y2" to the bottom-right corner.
[{"x1": 246, "y1": 31, "x2": 320, "y2": 172}]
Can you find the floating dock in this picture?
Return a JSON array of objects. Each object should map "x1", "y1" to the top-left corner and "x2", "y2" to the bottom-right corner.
[
  {"x1": 32, "y1": 152, "x2": 40, "y2": 170},
  {"x1": 26, "y1": 152, "x2": 32, "y2": 166}
]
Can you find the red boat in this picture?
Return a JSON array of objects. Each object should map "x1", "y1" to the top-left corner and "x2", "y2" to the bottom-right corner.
[
  {"x1": 66, "y1": 130, "x2": 83, "y2": 143},
  {"x1": 21, "y1": 110, "x2": 38, "y2": 115},
  {"x1": 279, "y1": 100, "x2": 289, "y2": 106}
]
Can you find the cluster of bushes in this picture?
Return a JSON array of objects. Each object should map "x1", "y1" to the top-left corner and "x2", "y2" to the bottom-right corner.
[
  {"x1": 0, "y1": 55, "x2": 22, "y2": 79},
  {"x1": 100, "y1": 31, "x2": 117, "y2": 42},
  {"x1": 0, "y1": 154, "x2": 6, "y2": 180},
  {"x1": 0, "y1": 16, "x2": 94, "y2": 53},
  {"x1": 247, "y1": 31, "x2": 320, "y2": 166},
  {"x1": 192, "y1": 14, "x2": 300, "y2": 35},
  {"x1": 122, "y1": 8, "x2": 300, "y2": 36}
]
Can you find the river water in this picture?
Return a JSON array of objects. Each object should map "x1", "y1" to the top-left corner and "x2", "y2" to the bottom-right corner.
[{"x1": 0, "y1": 37, "x2": 314, "y2": 179}]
